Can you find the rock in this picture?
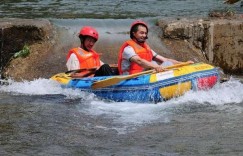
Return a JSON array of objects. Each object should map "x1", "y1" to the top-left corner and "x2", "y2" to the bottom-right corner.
[
  {"x1": 0, "y1": 18, "x2": 60, "y2": 80},
  {"x1": 209, "y1": 19, "x2": 243, "y2": 74},
  {"x1": 157, "y1": 17, "x2": 243, "y2": 75}
]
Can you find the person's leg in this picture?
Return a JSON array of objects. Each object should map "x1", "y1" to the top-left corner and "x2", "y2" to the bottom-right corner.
[{"x1": 94, "y1": 64, "x2": 115, "y2": 76}]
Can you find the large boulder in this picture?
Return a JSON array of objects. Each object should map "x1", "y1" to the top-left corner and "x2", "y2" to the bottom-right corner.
[
  {"x1": 0, "y1": 18, "x2": 72, "y2": 80},
  {"x1": 157, "y1": 17, "x2": 243, "y2": 75}
]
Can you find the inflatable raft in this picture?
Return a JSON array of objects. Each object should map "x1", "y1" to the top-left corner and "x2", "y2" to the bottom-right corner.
[{"x1": 51, "y1": 62, "x2": 220, "y2": 103}]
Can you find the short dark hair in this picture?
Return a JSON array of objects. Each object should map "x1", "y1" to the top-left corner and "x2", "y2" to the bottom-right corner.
[
  {"x1": 130, "y1": 24, "x2": 148, "y2": 39},
  {"x1": 79, "y1": 35, "x2": 84, "y2": 43}
]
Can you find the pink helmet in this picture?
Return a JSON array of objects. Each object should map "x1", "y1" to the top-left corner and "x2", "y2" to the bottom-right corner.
[
  {"x1": 130, "y1": 20, "x2": 148, "y2": 30},
  {"x1": 130, "y1": 20, "x2": 148, "y2": 38},
  {"x1": 79, "y1": 26, "x2": 99, "y2": 41}
]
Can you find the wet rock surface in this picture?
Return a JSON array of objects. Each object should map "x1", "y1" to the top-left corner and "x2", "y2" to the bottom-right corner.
[{"x1": 0, "y1": 19, "x2": 55, "y2": 80}]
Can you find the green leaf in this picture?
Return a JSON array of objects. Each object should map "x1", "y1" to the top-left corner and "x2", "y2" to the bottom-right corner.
[{"x1": 13, "y1": 45, "x2": 30, "y2": 58}]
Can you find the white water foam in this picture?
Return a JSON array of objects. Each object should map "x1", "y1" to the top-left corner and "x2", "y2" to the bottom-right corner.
[
  {"x1": 79, "y1": 78, "x2": 243, "y2": 134},
  {"x1": 166, "y1": 77, "x2": 243, "y2": 105},
  {"x1": 1, "y1": 77, "x2": 242, "y2": 106},
  {"x1": 79, "y1": 100, "x2": 171, "y2": 134},
  {"x1": 0, "y1": 78, "x2": 95, "y2": 100}
]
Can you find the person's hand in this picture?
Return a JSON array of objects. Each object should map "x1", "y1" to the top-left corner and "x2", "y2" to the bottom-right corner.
[
  {"x1": 187, "y1": 60, "x2": 194, "y2": 64},
  {"x1": 154, "y1": 65, "x2": 166, "y2": 73}
]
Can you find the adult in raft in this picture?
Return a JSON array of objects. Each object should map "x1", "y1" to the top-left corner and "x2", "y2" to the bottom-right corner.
[
  {"x1": 66, "y1": 26, "x2": 115, "y2": 77},
  {"x1": 118, "y1": 20, "x2": 193, "y2": 75}
]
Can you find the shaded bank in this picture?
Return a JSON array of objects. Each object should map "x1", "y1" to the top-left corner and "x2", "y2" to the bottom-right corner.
[{"x1": 0, "y1": 17, "x2": 242, "y2": 81}]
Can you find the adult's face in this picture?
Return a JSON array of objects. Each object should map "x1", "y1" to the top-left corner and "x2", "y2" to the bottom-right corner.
[
  {"x1": 132, "y1": 25, "x2": 148, "y2": 43},
  {"x1": 83, "y1": 36, "x2": 96, "y2": 51}
]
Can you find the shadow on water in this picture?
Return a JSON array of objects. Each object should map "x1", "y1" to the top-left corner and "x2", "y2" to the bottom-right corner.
[{"x1": 0, "y1": 93, "x2": 80, "y2": 105}]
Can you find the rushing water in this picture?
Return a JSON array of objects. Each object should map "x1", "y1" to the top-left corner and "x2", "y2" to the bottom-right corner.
[
  {"x1": 1, "y1": 0, "x2": 243, "y2": 155},
  {"x1": 0, "y1": 78, "x2": 243, "y2": 155}
]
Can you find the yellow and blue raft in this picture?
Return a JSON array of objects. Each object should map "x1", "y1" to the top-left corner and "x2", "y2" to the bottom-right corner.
[{"x1": 51, "y1": 62, "x2": 220, "y2": 103}]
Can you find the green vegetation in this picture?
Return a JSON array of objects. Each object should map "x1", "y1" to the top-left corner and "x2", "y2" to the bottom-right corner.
[{"x1": 14, "y1": 45, "x2": 30, "y2": 58}]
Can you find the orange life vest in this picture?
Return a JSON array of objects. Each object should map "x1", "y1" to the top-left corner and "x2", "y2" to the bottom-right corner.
[
  {"x1": 118, "y1": 39, "x2": 153, "y2": 74},
  {"x1": 67, "y1": 47, "x2": 101, "y2": 69}
]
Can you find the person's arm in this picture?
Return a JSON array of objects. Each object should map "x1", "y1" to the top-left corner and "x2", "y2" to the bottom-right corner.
[
  {"x1": 100, "y1": 60, "x2": 104, "y2": 66},
  {"x1": 152, "y1": 50, "x2": 194, "y2": 65},
  {"x1": 122, "y1": 46, "x2": 164, "y2": 72},
  {"x1": 153, "y1": 54, "x2": 182, "y2": 64},
  {"x1": 66, "y1": 53, "x2": 80, "y2": 71},
  {"x1": 130, "y1": 55, "x2": 165, "y2": 72}
]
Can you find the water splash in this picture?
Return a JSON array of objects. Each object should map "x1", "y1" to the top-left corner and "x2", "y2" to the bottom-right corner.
[
  {"x1": 0, "y1": 77, "x2": 242, "y2": 134},
  {"x1": 78, "y1": 78, "x2": 243, "y2": 133},
  {"x1": 166, "y1": 77, "x2": 243, "y2": 105},
  {"x1": 1, "y1": 77, "x2": 242, "y2": 104},
  {"x1": 0, "y1": 78, "x2": 95, "y2": 100}
]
